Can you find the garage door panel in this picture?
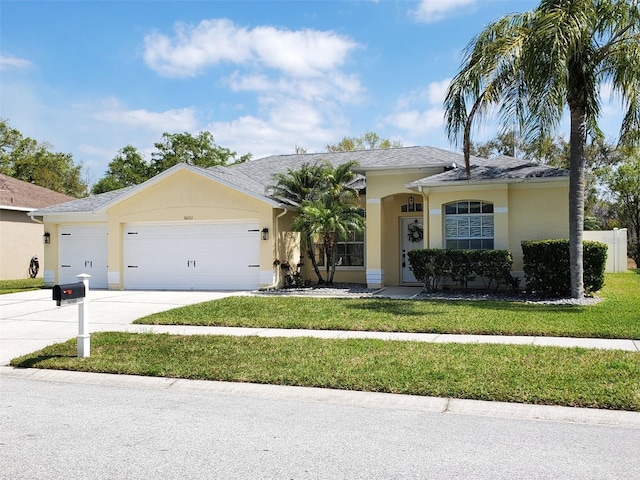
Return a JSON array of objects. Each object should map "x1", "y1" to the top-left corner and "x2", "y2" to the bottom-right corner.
[
  {"x1": 124, "y1": 222, "x2": 260, "y2": 290},
  {"x1": 59, "y1": 226, "x2": 108, "y2": 288}
]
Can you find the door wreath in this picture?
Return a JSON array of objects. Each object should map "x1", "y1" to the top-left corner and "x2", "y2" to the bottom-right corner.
[{"x1": 407, "y1": 220, "x2": 423, "y2": 242}]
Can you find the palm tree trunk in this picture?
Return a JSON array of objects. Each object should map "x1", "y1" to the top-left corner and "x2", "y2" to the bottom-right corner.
[
  {"x1": 568, "y1": 105, "x2": 587, "y2": 299},
  {"x1": 304, "y1": 232, "x2": 325, "y2": 284},
  {"x1": 325, "y1": 234, "x2": 335, "y2": 285}
]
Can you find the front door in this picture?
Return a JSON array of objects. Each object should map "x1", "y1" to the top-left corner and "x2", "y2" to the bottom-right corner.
[{"x1": 400, "y1": 217, "x2": 424, "y2": 283}]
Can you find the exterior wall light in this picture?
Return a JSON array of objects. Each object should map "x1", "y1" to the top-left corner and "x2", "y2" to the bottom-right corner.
[
  {"x1": 261, "y1": 227, "x2": 269, "y2": 240},
  {"x1": 43, "y1": 232, "x2": 51, "y2": 244}
]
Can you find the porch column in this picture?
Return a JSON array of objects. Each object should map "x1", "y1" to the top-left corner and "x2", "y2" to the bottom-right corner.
[{"x1": 365, "y1": 198, "x2": 384, "y2": 288}]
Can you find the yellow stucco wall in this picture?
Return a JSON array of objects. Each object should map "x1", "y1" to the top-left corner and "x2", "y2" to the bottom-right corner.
[
  {"x1": 0, "y1": 209, "x2": 44, "y2": 280},
  {"x1": 507, "y1": 183, "x2": 569, "y2": 270}
]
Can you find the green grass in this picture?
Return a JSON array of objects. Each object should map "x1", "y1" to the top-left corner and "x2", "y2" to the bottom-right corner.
[
  {"x1": 0, "y1": 278, "x2": 44, "y2": 294},
  {"x1": 135, "y1": 272, "x2": 640, "y2": 339},
  {"x1": 11, "y1": 332, "x2": 640, "y2": 411}
]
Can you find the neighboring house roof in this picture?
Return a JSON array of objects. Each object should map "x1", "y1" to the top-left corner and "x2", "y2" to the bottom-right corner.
[
  {"x1": 29, "y1": 147, "x2": 569, "y2": 216},
  {"x1": 0, "y1": 173, "x2": 75, "y2": 212}
]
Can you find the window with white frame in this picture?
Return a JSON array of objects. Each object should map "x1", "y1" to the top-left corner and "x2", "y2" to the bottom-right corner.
[
  {"x1": 314, "y1": 230, "x2": 365, "y2": 267},
  {"x1": 444, "y1": 201, "x2": 494, "y2": 249}
]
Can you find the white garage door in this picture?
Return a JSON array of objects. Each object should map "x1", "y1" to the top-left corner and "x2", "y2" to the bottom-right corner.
[
  {"x1": 124, "y1": 222, "x2": 261, "y2": 290},
  {"x1": 58, "y1": 225, "x2": 108, "y2": 288}
]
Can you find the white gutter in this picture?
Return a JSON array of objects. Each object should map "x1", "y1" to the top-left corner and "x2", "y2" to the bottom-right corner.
[{"x1": 1, "y1": 205, "x2": 35, "y2": 212}]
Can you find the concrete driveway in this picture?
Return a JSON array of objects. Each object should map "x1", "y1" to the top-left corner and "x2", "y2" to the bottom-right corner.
[{"x1": 0, "y1": 288, "x2": 249, "y2": 365}]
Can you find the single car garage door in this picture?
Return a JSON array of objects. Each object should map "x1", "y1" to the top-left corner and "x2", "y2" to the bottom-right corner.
[
  {"x1": 58, "y1": 225, "x2": 108, "y2": 288},
  {"x1": 123, "y1": 222, "x2": 261, "y2": 290}
]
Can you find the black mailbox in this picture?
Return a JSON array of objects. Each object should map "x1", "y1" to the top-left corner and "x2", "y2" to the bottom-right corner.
[{"x1": 53, "y1": 282, "x2": 86, "y2": 306}]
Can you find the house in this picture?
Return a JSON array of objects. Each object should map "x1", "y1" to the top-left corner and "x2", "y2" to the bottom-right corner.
[
  {"x1": 0, "y1": 173, "x2": 75, "y2": 280},
  {"x1": 28, "y1": 146, "x2": 570, "y2": 290}
]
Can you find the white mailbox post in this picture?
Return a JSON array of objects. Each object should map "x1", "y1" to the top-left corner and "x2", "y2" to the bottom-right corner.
[{"x1": 76, "y1": 273, "x2": 91, "y2": 358}]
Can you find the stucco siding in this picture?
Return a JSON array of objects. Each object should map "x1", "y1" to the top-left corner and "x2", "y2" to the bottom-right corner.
[
  {"x1": 507, "y1": 183, "x2": 569, "y2": 270},
  {"x1": 0, "y1": 209, "x2": 43, "y2": 280}
]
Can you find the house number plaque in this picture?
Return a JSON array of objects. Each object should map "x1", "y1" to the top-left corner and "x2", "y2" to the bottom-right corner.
[{"x1": 184, "y1": 216, "x2": 193, "y2": 220}]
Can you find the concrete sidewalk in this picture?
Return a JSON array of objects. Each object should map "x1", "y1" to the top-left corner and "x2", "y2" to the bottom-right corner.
[{"x1": 122, "y1": 324, "x2": 640, "y2": 351}]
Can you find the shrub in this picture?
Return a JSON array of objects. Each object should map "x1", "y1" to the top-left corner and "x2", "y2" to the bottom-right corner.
[
  {"x1": 407, "y1": 249, "x2": 450, "y2": 292},
  {"x1": 521, "y1": 239, "x2": 607, "y2": 297},
  {"x1": 407, "y1": 249, "x2": 514, "y2": 292},
  {"x1": 472, "y1": 250, "x2": 515, "y2": 292}
]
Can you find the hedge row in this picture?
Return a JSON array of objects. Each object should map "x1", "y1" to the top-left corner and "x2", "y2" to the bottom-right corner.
[
  {"x1": 521, "y1": 239, "x2": 607, "y2": 297},
  {"x1": 407, "y1": 249, "x2": 515, "y2": 292}
]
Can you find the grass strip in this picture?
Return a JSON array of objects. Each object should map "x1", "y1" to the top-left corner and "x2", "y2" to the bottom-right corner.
[
  {"x1": 11, "y1": 332, "x2": 640, "y2": 411},
  {"x1": 0, "y1": 278, "x2": 44, "y2": 294},
  {"x1": 135, "y1": 273, "x2": 640, "y2": 339}
]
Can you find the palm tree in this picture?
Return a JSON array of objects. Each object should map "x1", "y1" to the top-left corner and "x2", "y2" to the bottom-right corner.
[
  {"x1": 444, "y1": 0, "x2": 640, "y2": 298},
  {"x1": 269, "y1": 160, "x2": 364, "y2": 285},
  {"x1": 267, "y1": 162, "x2": 329, "y2": 283},
  {"x1": 299, "y1": 160, "x2": 364, "y2": 284},
  {"x1": 295, "y1": 199, "x2": 365, "y2": 285}
]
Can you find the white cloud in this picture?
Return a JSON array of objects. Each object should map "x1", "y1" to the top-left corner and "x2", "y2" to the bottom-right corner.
[
  {"x1": 411, "y1": 0, "x2": 476, "y2": 23},
  {"x1": 385, "y1": 81, "x2": 451, "y2": 136},
  {"x1": 140, "y1": 18, "x2": 365, "y2": 159},
  {"x1": 206, "y1": 96, "x2": 348, "y2": 158},
  {"x1": 386, "y1": 108, "x2": 444, "y2": 136},
  {"x1": 0, "y1": 54, "x2": 33, "y2": 70},
  {"x1": 143, "y1": 18, "x2": 358, "y2": 78},
  {"x1": 93, "y1": 98, "x2": 198, "y2": 132}
]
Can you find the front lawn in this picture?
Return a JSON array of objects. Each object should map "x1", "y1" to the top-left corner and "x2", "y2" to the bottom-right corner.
[
  {"x1": 11, "y1": 332, "x2": 640, "y2": 411},
  {"x1": 135, "y1": 272, "x2": 640, "y2": 339},
  {"x1": 0, "y1": 278, "x2": 44, "y2": 294}
]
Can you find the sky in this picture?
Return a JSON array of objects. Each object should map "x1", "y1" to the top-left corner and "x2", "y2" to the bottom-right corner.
[{"x1": 0, "y1": 0, "x2": 626, "y2": 185}]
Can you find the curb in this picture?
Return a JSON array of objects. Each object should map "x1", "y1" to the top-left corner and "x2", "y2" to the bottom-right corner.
[{"x1": 2, "y1": 366, "x2": 639, "y2": 428}]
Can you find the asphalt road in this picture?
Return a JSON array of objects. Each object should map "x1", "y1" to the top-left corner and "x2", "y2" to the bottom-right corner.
[{"x1": 2, "y1": 375, "x2": 639, "y2": 480}]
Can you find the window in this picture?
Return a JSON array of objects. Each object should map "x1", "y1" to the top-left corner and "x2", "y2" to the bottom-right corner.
[
  {"x1": 444, "y1": 201, "x2": 494, "y2": 249},
  {"x1": 315, "y1": 231, "x2": 365, "y2": 267}
]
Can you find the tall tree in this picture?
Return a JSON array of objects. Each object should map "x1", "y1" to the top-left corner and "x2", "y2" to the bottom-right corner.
[
  {"x1": 0, "y1": 119, "x2": 87, "y2": 197},
  {"x1": 444, "y1": 0, "x2": 640, "y2": 298},
  {"x1": 151, "y1": 131, "x2": 251, "y2": 173},
  {"x1": 91, "y1": 146, "x2": 152, "y2": 194},
  {"x1": 325, "y1": 131, "x2": 402, "y2": 152}
]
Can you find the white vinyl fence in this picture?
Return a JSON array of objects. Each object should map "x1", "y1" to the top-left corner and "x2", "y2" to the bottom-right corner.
[{"x1": 583, "y1": 228, "x2": 628, "y2": 273}]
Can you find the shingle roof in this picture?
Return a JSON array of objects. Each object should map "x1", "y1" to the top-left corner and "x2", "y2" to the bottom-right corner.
[
  {"x1": 29, "y1": 147, "x2": 569, "y2": 216},
  {"x1": 406, "y1": 156, "x2": 569, "y2": 188},
  {"x1": 28, "y1": 185, "x2": 136, "y2": 215},
  {"x1": 0, "y1": 174, "x2": 75, "y2": 210}
]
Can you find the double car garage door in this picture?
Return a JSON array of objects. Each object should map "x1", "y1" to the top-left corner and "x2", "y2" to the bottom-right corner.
[{"x1": 59, "y1": 222, "x2": 260, "y2": 290}]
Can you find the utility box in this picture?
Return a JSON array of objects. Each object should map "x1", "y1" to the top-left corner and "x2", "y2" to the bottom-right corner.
[{"x1": 52, "y1": 282, "x2": 86, "y2": 306}]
